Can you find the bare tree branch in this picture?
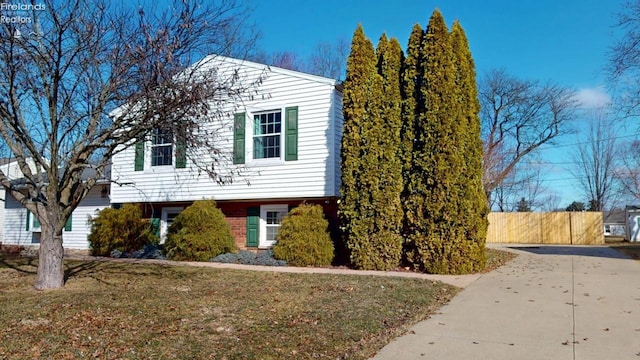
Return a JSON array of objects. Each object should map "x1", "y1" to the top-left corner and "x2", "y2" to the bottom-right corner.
[
  {"x1": 609, "y1": 1, "x2": 640, "y2": 117},
  {"x1": 248, "y1": 38, "x2": 349, "y2": 80},
  {"x1": 480, "y1": 69, "x2": 578, "y2": 199},
  {"x1": 0, "y1": 0, "x2": 260, "y2": 289},
  {"x1": 569, "y1": 109, "x2": 620, "y2": 211},
  {"x1": 614, "y1": 138, "x2": 640, "y2": 202}
]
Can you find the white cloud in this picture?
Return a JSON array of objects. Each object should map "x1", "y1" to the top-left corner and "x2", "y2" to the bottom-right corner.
[{"x1": 574, "y1": 86, "x2": 611, "y2": 109}]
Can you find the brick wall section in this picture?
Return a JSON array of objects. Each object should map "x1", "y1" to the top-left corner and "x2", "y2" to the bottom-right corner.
[{"x1": 219, "y1": 206, "x2": 247, "y2": 250}]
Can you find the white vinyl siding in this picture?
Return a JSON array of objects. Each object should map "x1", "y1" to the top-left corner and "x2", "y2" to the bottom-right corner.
[
  {"x1": 0, "y1": 158, "x2": 38, "y2": 243},
  {"x1": 110, "y1": 56, "x2": 342, "y2": 204},
  {"x1": 2, "y1": 186, "x2": 110, "y2": 249},
  {"x1": 333, "y1": 90, "x2": 344, "y2": 196}
]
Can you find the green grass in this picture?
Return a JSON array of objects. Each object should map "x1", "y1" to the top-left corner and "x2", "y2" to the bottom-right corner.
[{"x1": 0, "y1": 255, "x2": 458, "y2": 359}]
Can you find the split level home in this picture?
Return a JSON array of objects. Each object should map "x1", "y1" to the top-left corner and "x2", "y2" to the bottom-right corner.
[{"x1": 1, "y1": 55, "x2": 344, "y2": 251}]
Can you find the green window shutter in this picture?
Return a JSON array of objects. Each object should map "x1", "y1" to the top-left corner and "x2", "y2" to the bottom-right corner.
[
  {"x1": 285, "y1": 106, "x2": 298, "y2": 161},
  {"x1": 34, "y1": 215, "x2": 40, "y2": 229},
  {"x1": 233, "y1": 113, "x2": 246, "y2": 164},
  {"x1": 246, "y1": 207, "x2": 259, "y2": 247},
  {"x1": 134, "y1": 141, "x2": 144, "y2": 171},
  {"x1": 175, "y1": 138, "x2": 186, "y2": 169},
  {"x1": 150, "y1": 218, "x2": 160, "y2": 237},
  {"x1": 64, "y1": 214, "x2": 72, "y2": 232},
  {"x1": 26, "y1": 210, "x2": 30, "y2": 231}
]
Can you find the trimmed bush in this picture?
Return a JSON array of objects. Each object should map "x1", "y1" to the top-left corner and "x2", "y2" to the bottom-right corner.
[
  {"x1": 88, "y1": 204, "x2": 158, "y2": 256},
  {"x1": 273, "y1": 204, "x2": 334, "y2": 266},
  {"x1": 164, "y1": 200, "x2": 237, "y2": 261}
]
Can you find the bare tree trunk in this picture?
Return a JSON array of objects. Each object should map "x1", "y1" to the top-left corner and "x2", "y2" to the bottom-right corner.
[
  {"x1": 34, "y1": 225, "x2": 64, "y2": 290},
  {"x1": 0, "y1": 1, "x2": 261, "y2": 290}
]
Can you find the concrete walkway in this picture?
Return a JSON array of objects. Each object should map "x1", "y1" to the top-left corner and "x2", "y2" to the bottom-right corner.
[{"x1": 372, "y1": 245, "x2": 640, "y2": 360}]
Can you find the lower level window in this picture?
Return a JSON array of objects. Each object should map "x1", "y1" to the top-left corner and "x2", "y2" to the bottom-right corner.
[
  {"x1": 160, "y1": 207, "x2": 183, "y2": 243},
  {"x1": 260, "y1": 205, "x2": 288, "y2": 247}
]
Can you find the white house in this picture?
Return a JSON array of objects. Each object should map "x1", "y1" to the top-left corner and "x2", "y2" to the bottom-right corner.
[
  {"x1": 1, "y1": 56, "x2": 343, "y2": 251},
  {"x1": 0, "y1": 157, "x2": 38, "y2": 243},
  {"x1": 2, "y1": 168, "x2": 111, "y2": 250},
  {"x1": 110, "y1": 55, "x2": 343, "y2": 249}
]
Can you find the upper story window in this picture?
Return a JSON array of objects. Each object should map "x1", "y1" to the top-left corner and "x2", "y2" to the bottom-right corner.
[
  {"x1": 253, "y1": 110, "x2": 281, "y2": 159},
  {"x1": 151, "y1": 128, "x2": 173, "y2": 166},
  {"x1": 232, "y1": 106, "x2": 297, "y2": 165}
]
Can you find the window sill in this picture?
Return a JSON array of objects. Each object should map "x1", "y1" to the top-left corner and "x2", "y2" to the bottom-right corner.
[
  {"x1": 139, "y1": 165, "x2": 185, "y2": 173},
  {"x1": 247, "y1": 159, "x2": 285, "y2": 167}
]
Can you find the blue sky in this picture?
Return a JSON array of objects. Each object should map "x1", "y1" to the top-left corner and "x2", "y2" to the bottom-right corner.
[
  {"x1": 251, "y1": 0, "x2": 630, "y2": 209},
  {"x1": 253, "y1": 0, "x2": 620, "y2": 88}
]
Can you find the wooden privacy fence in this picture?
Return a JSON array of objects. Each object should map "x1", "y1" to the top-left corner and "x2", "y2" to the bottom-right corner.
[{"x1": 487, "y1": 212, "x2": 604, "y2": 245}]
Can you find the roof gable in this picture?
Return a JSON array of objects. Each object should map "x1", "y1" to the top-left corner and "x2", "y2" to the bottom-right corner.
[{"x1": 198, "y1": 54, "x2": 339, "y2": 87}]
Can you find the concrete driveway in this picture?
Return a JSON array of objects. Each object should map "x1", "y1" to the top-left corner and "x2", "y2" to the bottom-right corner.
[{"x1": 372, "y1": 245, "x2": 640, "y2": 360}]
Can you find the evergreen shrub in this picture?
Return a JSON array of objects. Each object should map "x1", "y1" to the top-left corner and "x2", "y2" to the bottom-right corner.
[
  {"x1": 88, "y1": 204, "x2": 158, "y2": 256},
  {"x1": 164, "y1": 200, "x2": 237, "y2": 261},
  {"x1": 272, "y1": 204, "x2": 334, "y2": 266}
]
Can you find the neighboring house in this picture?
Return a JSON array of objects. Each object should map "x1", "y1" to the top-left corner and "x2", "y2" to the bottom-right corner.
[
  {"x1": 110, "y1": 55, "x2": 343, "y2": 249},
  {"x1": 0, "y1": 157, "x2": 37, "y2": 244},
  {"x1": 2, "y1": 167, "x2": 111, "y2": 250},
  {"x1": 603, "y1": 210, "x2": 626, "y2": 237}
]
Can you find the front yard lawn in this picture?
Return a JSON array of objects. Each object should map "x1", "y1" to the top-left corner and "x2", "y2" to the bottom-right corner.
[{"x1": 0, "y1": 256, "x2": 458, "y2": 359}]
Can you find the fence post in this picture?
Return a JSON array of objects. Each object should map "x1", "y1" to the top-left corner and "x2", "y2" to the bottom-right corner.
[{"x1": 569, "y1": 212, "x2": 573, "y2": 244}]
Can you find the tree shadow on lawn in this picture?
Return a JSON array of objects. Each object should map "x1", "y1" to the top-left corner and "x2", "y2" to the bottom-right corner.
[
  {"x1": 0, "y1": 254, "x2": 37, "y2": 274},
  {"x1": 63, "y1": 261, "x2": 104, "y2": 284},
  {"x1": 0, "y1": 253, "x2": 108, "y2": 285}
]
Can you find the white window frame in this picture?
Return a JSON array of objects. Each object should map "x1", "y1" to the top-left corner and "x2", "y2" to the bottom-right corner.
[
  {"x1": 160, "y1": 207, "x2": 184, "y2": 243},
  {"x1": 151, "y1": 128, "x2": 174, "y2": 167},
  {"x1": 29, "y1": 213, "x2": 41, "y2": 233},
  {"x1": 259, "y1": 204, "x2": 288, "y2": 248},
  {"x1": 248, "y1": 107, "x2": 285, "y2": 165}
]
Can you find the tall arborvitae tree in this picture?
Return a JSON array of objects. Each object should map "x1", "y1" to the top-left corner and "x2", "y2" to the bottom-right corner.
[
  {"x1": 400, "y1": 24, "x2": 424, "y2": 264},
  {"x1": 340, "y1": 25, "x2": 388, "y2": 269},
  {"x1": 400, "y1": 24, "x2": 424, "y2": 185},
  {"x1": 366, "y1": 35, "x2": 404, "y2": 270},
  {"x1": 404, "y1": 10, "x2": 469, "y2": 274},
  {"x1": 342, "y1": 11, "x2": 486, "y2": 274},
  {"x1": 450, "y1": 21, "x2": 487, "y2": 271}
]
